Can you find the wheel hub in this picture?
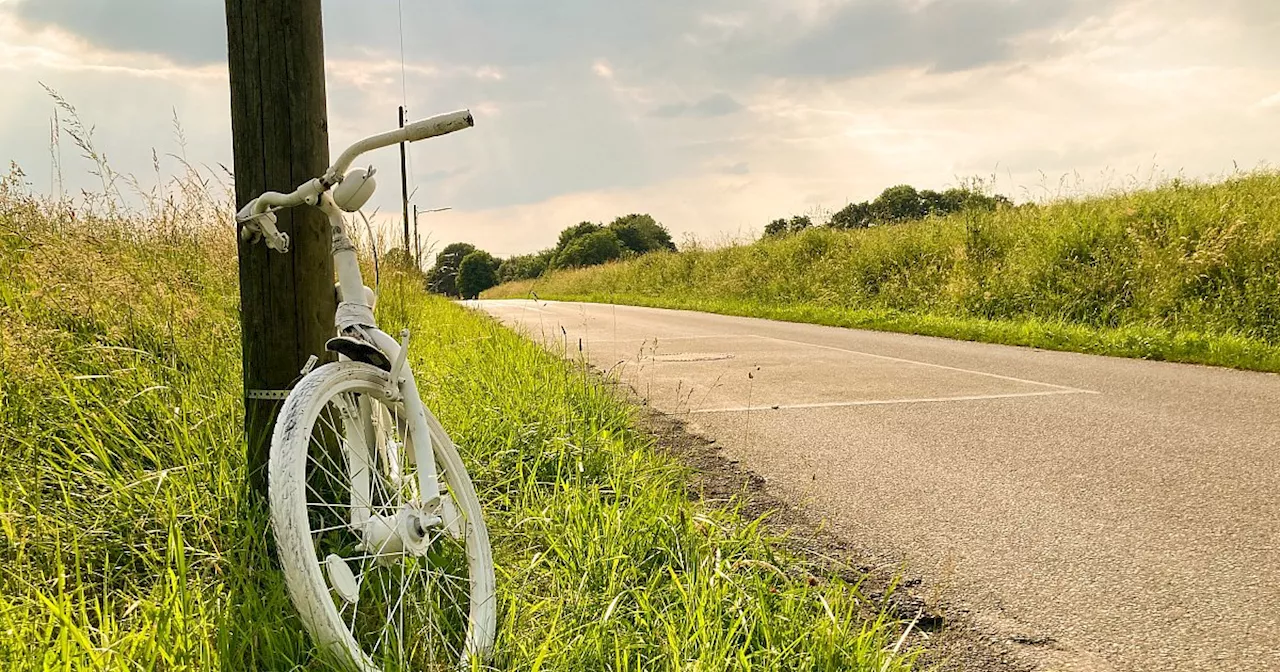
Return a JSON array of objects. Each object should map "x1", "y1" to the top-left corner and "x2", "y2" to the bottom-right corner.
[{"x1": 357, "y1": 505, "x2": 442, "y2": 566}]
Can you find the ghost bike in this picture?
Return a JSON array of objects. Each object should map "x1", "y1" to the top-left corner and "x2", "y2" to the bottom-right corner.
[{"x1": 236, "y1": 110, "x2": 495, "y2": 671}]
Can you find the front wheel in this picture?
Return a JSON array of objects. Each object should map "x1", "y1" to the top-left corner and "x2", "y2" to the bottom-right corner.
[{"x1": 269, "y1": 361, "x2": 496, "y2": 670}]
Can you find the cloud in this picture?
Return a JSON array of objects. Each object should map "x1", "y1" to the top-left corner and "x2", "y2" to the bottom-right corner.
[
  {"x1": 3, "y1": 0, "x2": 1280, "y2": 256},
  {"x1": 1255, "y1": 92, "x2": 1280, "y2": 111},
  {"x1": 415, "y1": 166, "x2": 472, "y2": 183},
  {"x1": 10, "y1": 0, "x2": 226, "y2": 65},
  {"x1": 649, "y1": 92, "x2": 744, "y2": 118},
  {"x1": 8, "y1": 0, "x2": 1093, "y2": 84},
  {"x1": 731, "y1": 0, "x2": 1098, "y2": 80}
]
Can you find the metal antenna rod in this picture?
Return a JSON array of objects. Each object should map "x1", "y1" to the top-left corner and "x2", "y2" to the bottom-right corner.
[{"x1": 399, "y1": 105, "x2": 410, "y2": 258}]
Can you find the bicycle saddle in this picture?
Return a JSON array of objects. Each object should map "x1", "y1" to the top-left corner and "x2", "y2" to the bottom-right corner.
[{"x1": 325, "y1": 333, "x2": 392, "y2": 371}]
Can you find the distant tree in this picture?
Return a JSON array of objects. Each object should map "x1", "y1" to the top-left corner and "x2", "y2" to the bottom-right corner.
[
  {"x1": 498, "y1": 249, "x2": 554, "y2": 282},
  {"x1": 935, "y1": 188, "x2": 1012, "y2": 215},
  {"x1": 553, "y1": 229, "x2": 623, "y2": 268},
  {"x1": 383, "y1": 247, "x2": 415, "y2": 270},
  {"x1": 456, "y1": 250, "x2": 500, "y2": 299},
  {"x1": 827, "y1": 185, "x2": 1014, "y2": 231},
  {"x1": 763, "y1": 218, "x2": 790, "y2": 237},
  {"x1": 556, "y1": 222, "x2": 603, "y2": 250},
  {"x1": 918, "y1": 189, "x2": 948, "y2": 216},
  {"x1": 871, "y1": 185, "x2": 928, "y2": 223},
  {"x1": 427, "y1": 242, "x2": 476, "y2": 296},
  {"x1": 763, "y1": 215, "x2": 813, "y2": 238},
  {"x1": 608, "y1": 213, "x2": 677, "y2": 254},
  {"x1": 829, "y1": 201, "x2": 873, "y2": 229}
]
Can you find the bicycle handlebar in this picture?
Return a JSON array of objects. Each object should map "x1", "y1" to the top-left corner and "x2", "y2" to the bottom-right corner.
[
  {"x1": 238, "y1": 109, "x2": 474, "y2": 225},
  {"x1": 325, "y1": 109, "x2": 474, "y2": 183}
]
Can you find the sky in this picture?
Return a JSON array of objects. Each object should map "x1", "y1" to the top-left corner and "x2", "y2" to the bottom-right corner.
[{"x1": 2, "y1": 0, "x2": 1278, "y2": 258}]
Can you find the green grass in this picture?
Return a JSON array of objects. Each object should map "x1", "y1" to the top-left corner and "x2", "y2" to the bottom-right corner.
[
  {"x1": 487, "y1": 172, "x2": 1280, "y2": 371},
  {"x1": 0, "y1": 168, "x2": 917, "y2": 669}
]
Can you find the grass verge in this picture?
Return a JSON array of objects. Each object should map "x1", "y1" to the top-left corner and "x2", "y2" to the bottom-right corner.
[
  {"x1": 0, "y1": 170, "x2": 917, "y2": 669},
  {"x1": 487, "y1": 172, "x2": 1280, "y2": 372}
]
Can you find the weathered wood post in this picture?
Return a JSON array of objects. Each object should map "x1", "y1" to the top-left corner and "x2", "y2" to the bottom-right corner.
[{"x1": 225, "y1": 0, "x2": 335, "y2": 497}]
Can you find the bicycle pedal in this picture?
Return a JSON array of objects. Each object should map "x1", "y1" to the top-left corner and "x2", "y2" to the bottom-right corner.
[
  {"x1": 325, "y1": 335, "x2": 392, "y2": 370},
  {"x1": 325, "y1": 553, "x2": 360, "y2": 605}
]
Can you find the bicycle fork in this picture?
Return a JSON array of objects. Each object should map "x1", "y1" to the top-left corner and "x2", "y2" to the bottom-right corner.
[{"x1": 321, "y1": 196, "x2": 446, "y2": 556}]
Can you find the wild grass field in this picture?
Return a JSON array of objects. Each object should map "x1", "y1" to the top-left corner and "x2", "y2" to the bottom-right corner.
[
  {"x1": 0, "y1": 165, "x2": 919, "y2": 670},
  {"x1": 487, "y1": 172, "x2": 1280, "y2": 372}
]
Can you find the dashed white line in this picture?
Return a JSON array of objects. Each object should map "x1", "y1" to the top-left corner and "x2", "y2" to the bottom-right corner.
[
  {"x1": 751, "y1": 334, "x2": 1097, "y2": 394},
  {"x1": 690, "y1": 388, "x2": 1095, "y2": 414}
]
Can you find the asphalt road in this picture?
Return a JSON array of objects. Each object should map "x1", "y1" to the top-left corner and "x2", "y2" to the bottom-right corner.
[{"x1": 472, "y1": 300, "x2": 1279, "y2": 672}]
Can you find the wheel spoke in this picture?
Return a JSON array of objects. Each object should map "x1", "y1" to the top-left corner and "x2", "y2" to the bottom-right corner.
[{"x1": 276, "y1": 370, "x2": 489, "y2": 668}]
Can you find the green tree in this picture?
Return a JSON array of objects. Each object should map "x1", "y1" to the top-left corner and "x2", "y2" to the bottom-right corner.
[
  {"x1": 930, "y1": 188, "x2": 1012, "y2": 216},
  {"x1": 918, "y1": 189, "x2": 948, "y2": 216},
  {"x1": 871, "y1": 185, "x2": 928, "y2": 223},
  {"x1": 498, "y1": 249, "x2": 554, "y2": 282},
  {"x1": 456, "y1": 250, "x2": 500, "y2": 299},
  {"x1": 763, "y1": 215, "x2": 813, "y2": 238},
  {"x1": 829, "y1": 202, "x2": 873, "y2": 229},
  {"x1": 553, "y1": 229, "x2": 623, "y2": 268},
  {"x1": 607, "y1": 214, "x2": 676, "y2": 254},
  {"x1": 427, "y1": 242, "x2": 476, "y2": 296},
  {"x1": 828, "y1": 185, "x2": 1013, "y2": 230},
  {"x1": 556, "y1": 222, "x2": 603, "y2": 250}
]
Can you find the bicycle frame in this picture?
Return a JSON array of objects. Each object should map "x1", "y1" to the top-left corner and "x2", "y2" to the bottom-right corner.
[
  {"x1": 319, "y1": 192, "x2": 445, "y2": 512},
  {"x1": 238, "y1": 109, "x2": 476, "y2": 527}
]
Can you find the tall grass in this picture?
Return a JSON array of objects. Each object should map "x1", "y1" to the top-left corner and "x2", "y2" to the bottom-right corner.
[
  {"x1": 487, "y1": 172, "x2": 1280, "y2": 371},
  {"x1": 0, "y1": 159, "x2": 916, "y2": 669}
]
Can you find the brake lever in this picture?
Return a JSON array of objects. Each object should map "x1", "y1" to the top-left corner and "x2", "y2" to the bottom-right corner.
[{"x1": 237, "y1": 210, "x2": 291, "y2": 253}]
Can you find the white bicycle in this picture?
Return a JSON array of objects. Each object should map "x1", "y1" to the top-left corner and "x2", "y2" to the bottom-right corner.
[{"x1": 236, "y1": 110, "x2": 495, "y2": 670}]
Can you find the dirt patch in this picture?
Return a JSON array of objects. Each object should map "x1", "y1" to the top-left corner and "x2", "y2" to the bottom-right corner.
[{"x1": 629, "y1": 397, "x2": 1038, "y2": 672}]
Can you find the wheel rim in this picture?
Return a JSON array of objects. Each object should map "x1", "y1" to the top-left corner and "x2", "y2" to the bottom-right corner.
[{"x1": 296, "y1": 380, "x2": 482, "y2": 670}]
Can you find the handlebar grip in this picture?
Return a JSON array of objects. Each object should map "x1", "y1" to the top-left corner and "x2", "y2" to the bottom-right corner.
[{"x1": 403, "y1": 110, "x2": 474, "y2": 142}]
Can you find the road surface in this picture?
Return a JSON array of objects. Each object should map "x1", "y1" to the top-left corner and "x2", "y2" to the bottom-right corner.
[{"x1": 473, "y1": 300, "x2": 1279, "y2": 672}]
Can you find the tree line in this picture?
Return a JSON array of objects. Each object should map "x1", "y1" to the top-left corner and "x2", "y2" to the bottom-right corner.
[
  {"x1": 764, "y1": 184, "x2": 1012, "y2": 237},
  {"x1": 425, "y1": 213, "x2": 677, "y2": 298},
  {"x1": 420, "y1": 183, "x2": 1011, "y2": 298}
]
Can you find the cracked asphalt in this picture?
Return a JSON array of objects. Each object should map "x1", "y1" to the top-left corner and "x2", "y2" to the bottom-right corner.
[{"x1": 473, "y1": 299, "x2": 1280, "y2": 672}]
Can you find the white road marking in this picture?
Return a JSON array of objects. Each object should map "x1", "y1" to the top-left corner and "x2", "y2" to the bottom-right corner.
[
  {"x1": 468, "y1": 300, "x2": 554, "y2": 314},
  {"x1": 751, "y1": 334, "x2": 1098, "y2": 394},
  {"x1": 587, "y1": 334, "x2": 746, "y2": 343},
  {"x1": 690, "y1": 388, "x2": 1093, "y2": 414}
]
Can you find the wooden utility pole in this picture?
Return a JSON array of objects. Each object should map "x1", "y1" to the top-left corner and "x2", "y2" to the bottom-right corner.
[
  {"x1": 399, "y1": 105, "x2": 411, "y2": 258},
  {"x1": 225, "y1": 0, "x2": 335, "y2": 497}
]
